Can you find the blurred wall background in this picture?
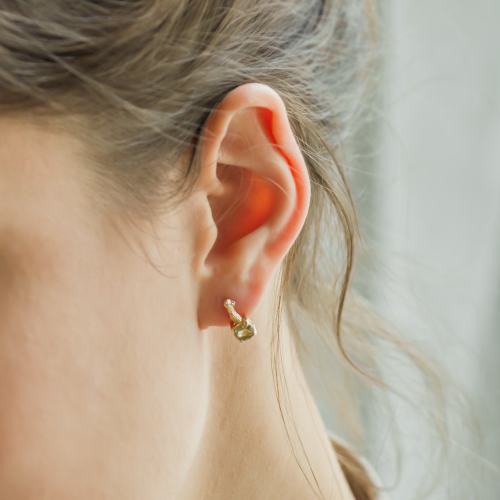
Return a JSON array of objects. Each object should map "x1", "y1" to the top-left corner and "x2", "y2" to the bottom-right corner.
[{"x1": 344, "y1": 0, "x2": 500, "y2": 497}]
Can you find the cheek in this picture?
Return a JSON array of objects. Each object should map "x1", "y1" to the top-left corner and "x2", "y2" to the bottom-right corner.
[{"x1": 0, "y1": 225, "x2": 209, "y2": 499}]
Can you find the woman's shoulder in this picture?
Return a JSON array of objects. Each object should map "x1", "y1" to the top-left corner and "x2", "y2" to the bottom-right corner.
[{"x1": 327, "y1": 431, "x2": 391, "y2": 500}]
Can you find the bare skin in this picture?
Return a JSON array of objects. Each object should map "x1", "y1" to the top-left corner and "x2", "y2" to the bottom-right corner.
[{"x1": 0, "y1": 85, "x2": 354, "y2": 499}]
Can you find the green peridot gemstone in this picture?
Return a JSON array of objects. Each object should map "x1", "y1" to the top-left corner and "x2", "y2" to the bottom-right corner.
[{"x1": 233, "y1": 318, "x2": 257, "y2": 342}]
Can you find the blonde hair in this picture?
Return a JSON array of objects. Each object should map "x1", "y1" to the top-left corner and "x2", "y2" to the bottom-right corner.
[{"x1": 0, "y1": 1, "x2": 437, "y2": 498}]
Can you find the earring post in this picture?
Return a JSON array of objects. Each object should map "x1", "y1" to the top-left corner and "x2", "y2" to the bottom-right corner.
[{"x1": 224, "y1": 299, "x2": 242, "y2": 324}]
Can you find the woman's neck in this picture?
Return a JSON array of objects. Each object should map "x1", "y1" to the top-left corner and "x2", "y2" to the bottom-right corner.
[{"x1": 178, "y1": 291, "x2": 355, "y2": 500}]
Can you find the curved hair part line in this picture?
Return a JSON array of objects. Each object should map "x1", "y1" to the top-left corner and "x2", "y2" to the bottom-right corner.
[{"x1": 0, "y1": 1, "x2": 445, "y2": 499}]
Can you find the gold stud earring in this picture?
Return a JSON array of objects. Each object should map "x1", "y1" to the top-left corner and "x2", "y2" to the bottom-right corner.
[{"x1": 224, "y1": 299, "x2": 257, "y2": 342}]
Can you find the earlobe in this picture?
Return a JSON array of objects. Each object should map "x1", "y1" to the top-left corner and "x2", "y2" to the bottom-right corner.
[{"x1": 195, "y1": 84, "x2": 310, "y2": 331}]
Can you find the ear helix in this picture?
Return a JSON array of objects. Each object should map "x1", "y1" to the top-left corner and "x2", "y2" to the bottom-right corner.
[{"x1": 223, "y1": 299, "x2": 257, "y2": 342}]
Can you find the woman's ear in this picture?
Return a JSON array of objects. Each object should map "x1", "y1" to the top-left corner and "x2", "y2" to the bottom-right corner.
[{"x1": 194, "y1": 83, "x2": 310, "y2": 330}]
